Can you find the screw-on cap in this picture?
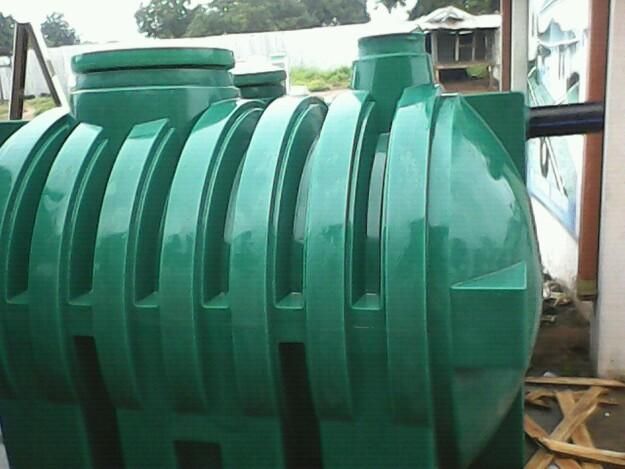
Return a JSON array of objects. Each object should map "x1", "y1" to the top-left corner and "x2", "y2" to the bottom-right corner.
[
  {"x1": 72, "y1": 47, "x2": 235, "y2": 74},
  {"x1": 233, "y1": 69, "x2": 287, "y2": 87},
  {"x1": 358, "y1": 33, "x2": 426, "y2": 57}
]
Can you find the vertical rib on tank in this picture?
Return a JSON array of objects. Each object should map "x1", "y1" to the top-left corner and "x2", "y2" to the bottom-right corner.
[{"x1": 0, "y1": 34, "x2": 541, "y2": 469}]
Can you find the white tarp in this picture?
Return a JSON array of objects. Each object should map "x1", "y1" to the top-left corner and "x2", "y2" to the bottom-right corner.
[
  {"x1": 0, "y1": 6, "x2": 501, "y2": 99},
  {"x1": 0, "y1": 19, "x2": 421, "y2": 98}
]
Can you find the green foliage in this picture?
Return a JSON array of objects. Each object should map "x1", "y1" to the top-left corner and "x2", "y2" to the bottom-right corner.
[
  {"x1": 0, "y1": 13, "x2": 16, "y2": 53},
  {"x1": 186, "y1": 0, "x2": 314, "y2": 36},
  {"x1": 149, "y1": 0, "x2": 369, "y2": 37},
  {"x1": 302, "y1": 0, "x2": 369, "y2": 26},
  {"x1": 136, "y1": 0, "x2": 197, "y2": 38},
  {"x1": 463, "y1": 0, "x2": 500, "y2": 14},
  {"x1": 0, "y1": 96, "x2": 56, "y2": 121},
  {"x1": 378, "y1": 0, "x2": 405, "y2": 13},
  {"x1": 41, "y1": 13, "x2": 80, "y2": 47},
  {"x1": 290, "y1": 66, "x2": 352, "y2": 92},
  {"x1": 30, "y1": 96, "x2": 57, "y2": 116},
  {"x1": 466, "y1": 64, "x2": 489, "y2": 79}
]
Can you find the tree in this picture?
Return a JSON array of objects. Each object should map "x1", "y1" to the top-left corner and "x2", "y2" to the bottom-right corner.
[
  {"x1": 41, "y1": 12, "x2": 80, "y2": 47},
  {"x1": 463, "y1": 0, "x2": 499, "y2": 14},
  {"x1": 378, "y1": 0, "x2": 406, "y2": 13},
  {"x1": 302, "y1": 0, "x2": 369, "y2": 26},
  {"x1": 410, "y1": 0, "x2": 463, "y2": 18},
  {"x1": 184, "y1": 0, "x2": 368, "y2": 37},
  {"x1": 186, "y1": 0, "x2": 302, "y2": 36},
  {"x1": 136, "y1": 0, "x2": 197, "y2": 39},
  {"x1": 0, "y1": 13, "x2": 16, "y2": 53}
]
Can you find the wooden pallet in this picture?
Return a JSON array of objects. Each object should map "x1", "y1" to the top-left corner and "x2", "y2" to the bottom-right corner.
[{"x1": 524, "y1": 377, "x2": 625, "y2": 469}]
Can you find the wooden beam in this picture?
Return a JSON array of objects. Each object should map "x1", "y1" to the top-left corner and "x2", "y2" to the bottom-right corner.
[
  {"x1": 524, "y1": 414, "x2": 549, "y2": 440},
  {"x1": 431, "y1": 32, "x2": 439, "y2": 65},
  {"x1": 500, "y1": 0, "x2": 512, "y2": 90},
  {"x1": 472, "y1": 31, "x2": 476, "y2": 62},
  {"x1": 577, "y1": 0, "x2": 611, "y2": 299},
  {"x1": 525, "y1": 388, "x2": 616, "y2": 406},
  {"x1": 525, "y1": 387, "x2": 603, "y2": 469},
  {"x1": 556, "y1": 391, "x2": 602, "y2": 469},
  {"x1": 25, "y1": 23, "x2": 66, "y2": 108},
  {"x1": 539, "y1": 438, "x2": 625, "y2": 467},
  {"x1": 8, "y1": 23, "x2": 28, "y2": 120},
  {"x1": 525, "y1": 377, "x2": 625, "y2": 388},
  {"x1": 556, "y1": 460, "x2": 584, "y2": 469}
]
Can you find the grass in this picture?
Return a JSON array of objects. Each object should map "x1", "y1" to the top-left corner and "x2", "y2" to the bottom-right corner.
[
  {"x1": 29, "y1": 96, "x2": 57, "y2": 116},
  {"x1": 466, "y1": 64, "x2": 490, "y2": 79},
  {"x1": 290, "y1": 66, "x2": 352, "y2": 92},
  {"x1": 0, "y1": 96, "x2": 57, "y2": 120}
]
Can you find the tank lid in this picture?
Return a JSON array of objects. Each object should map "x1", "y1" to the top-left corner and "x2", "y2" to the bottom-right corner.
[
  {"x1": 358, "y1": 33, "x2": 426, "y2": 57},
  {"x1": 72, "y1": 47, "x2": 235, "y2": 74},
  {"x1": 233, "y1": 69, "x2": 287, "y2": 87}
]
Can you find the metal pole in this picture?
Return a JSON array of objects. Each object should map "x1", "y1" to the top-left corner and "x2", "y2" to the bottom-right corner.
[
  {"x1": 8, "y1": 23, "x2": 28, "y2": 120},
  {"x1": 500, "y1": 0, "x2": 512, "y2": 90},
  {"x1": 527, "y1": 102, "x2": 605, "y2": 139},
  {"x1": 578, "y1": 0, "x2": 611, "y2": 300}
]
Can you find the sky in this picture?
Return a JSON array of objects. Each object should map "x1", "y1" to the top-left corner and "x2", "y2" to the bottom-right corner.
[
  {"x1": 0, "y1": 0, "x2": 417, "y2": 45},
  {"x1": 2, "y1": 0, "x2": 160, "y2": 43}
]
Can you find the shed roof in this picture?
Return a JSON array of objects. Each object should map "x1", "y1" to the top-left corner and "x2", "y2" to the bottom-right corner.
[{"x1": 414, "y1": 6, "x2": 501, "y2": 31}]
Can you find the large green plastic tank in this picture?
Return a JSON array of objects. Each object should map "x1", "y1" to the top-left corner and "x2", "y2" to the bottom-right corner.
[{"x1": 0, "y1": 34, "x2": 541, "y2": 468}]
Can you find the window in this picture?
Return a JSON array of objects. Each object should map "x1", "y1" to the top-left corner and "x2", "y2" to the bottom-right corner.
[
  {"x1": 458, "y1": 32, "x2": 473, "y2": 62},
  {"x1": 475, "y1": 31, "x2": 488, "y2": 61},
  {"x1": 438, "y1": 32, "x2": 456, "y2": 63}
]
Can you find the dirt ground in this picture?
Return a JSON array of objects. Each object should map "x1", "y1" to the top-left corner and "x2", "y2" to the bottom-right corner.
[
  {"x1": 440, "y1": 77, "x2": 499, "y2": 94},
  {"x1": 526, "y1": 297, "x2": 625, "y2": 466},
  {"x1": 310, "y1": 77, "x2": 498, "y2": 102}
]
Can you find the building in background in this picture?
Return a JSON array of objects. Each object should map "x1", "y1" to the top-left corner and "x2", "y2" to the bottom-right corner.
[{"x1": 416, "y1": 6, "x2": 501, "y2": 84}]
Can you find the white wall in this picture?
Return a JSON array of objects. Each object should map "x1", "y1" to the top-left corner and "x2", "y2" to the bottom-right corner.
[
  {"x1": 593, "y1": 0, "x2": 625, "y2": 379},
  {"x1": 532, "y1": 200, "x2": 579, "y2": 285},
  {"x1": 526, "y1": 0, "x2": 588, "y2": 291}
]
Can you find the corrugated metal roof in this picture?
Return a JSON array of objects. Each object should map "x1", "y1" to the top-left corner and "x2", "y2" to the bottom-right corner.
[{"x1": 414, "y1": 6, "x2": 501, "y2": 31}]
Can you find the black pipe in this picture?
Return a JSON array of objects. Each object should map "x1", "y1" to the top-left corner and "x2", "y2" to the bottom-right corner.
[{"x1": 527, "y1": 102, "x2": 605, "y2": 139}]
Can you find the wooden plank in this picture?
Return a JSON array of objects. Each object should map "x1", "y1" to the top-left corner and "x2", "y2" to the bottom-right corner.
[
  {"x1": 526, "y1": 388, "x2": 615, "y2": 405},
  {"x1": 526, "y1": 389, "x2": 555, "y2": 400},
  {"x1": 526, "y1": 389, "x2": 556, "y2": 407},
  {"x1": 539, "y1": 438, "x2": 625, "y2": 467},
  {"x1": 556, "y1": 459, "x2": 584, "y2": 469},
  {"x1": 524, "y1": 414, "x2": 549, "y2": 440},
  {"x1": 525, "y1": 387, "x2": 603, "y2": 469},
  {"x1": 525, "y1": 377, "x2": 625, "y2": 388},
  {"x1": 597, "y1": 397, "x2": 619, "y2": 406},
  {"x1": 556, "y1": 391, "x2": 602, "y2": 469},
  {"x1": 572, "y1": 391, "x2": 616, "y2": 406},
  {"x1": 9, "y1": 23, "x2": 28, "y2": 120},
  {"x1": 527, "y1": 398, "x2": 552, "y2": 408}
]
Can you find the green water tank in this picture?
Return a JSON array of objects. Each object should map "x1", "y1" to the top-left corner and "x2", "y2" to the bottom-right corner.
[{"x1": 0, "y1": 33, "x2": 541, "y2": 468}]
